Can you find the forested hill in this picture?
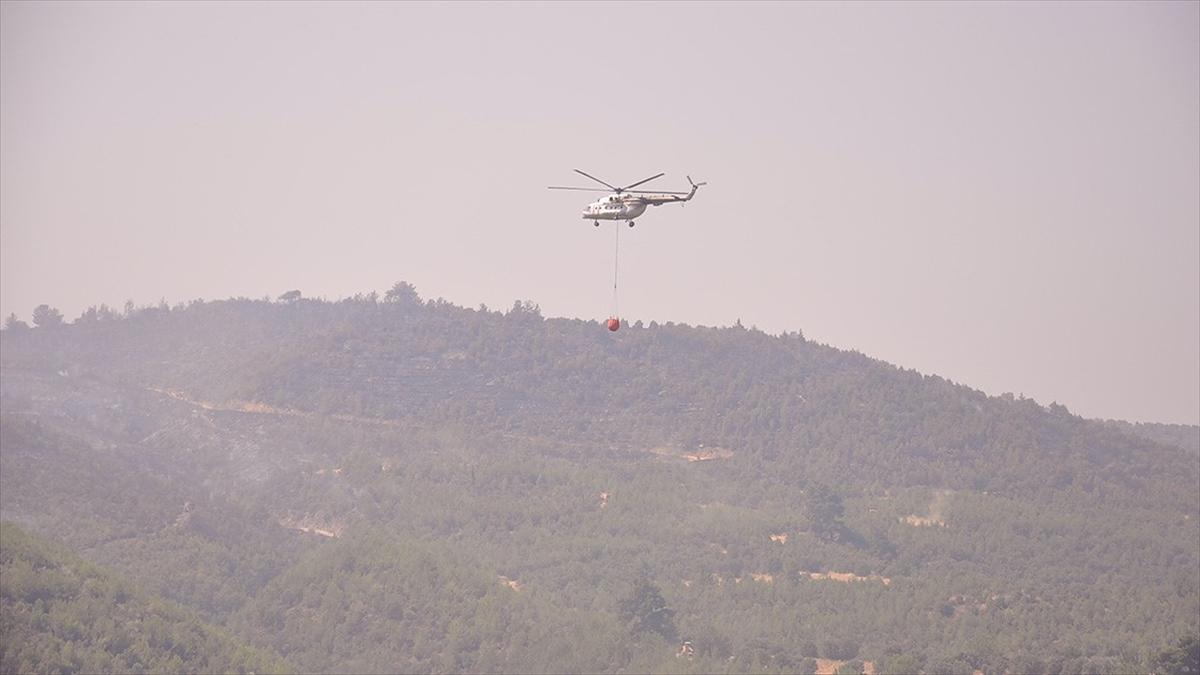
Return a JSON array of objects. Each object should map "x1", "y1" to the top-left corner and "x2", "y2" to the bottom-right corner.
[
  {"x1": 1, "y1": 288, "x2": 1198, "y2": 674},
  {"x1": 3, "y1": 291, "x2": 1195, "y2": 504},
  {"x1": 0, "y1": 522, "x2": 287, "y2": 674},
  {"x1": 1102, "y1": 420, "x2": 1200, "y2": 455}
]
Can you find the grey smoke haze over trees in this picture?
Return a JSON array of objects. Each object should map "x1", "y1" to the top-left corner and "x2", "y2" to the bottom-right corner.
[{"x1": 1, "y1": 1, "x2": 1197, "y2": 424}]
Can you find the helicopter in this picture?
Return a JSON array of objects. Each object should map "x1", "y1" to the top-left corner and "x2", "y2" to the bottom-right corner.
[{"x1": 549, "y1": 169, "x2": 706, "y2": 227}]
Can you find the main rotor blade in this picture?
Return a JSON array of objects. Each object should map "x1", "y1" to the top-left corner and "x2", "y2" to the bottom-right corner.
[
  {"x1": 620, "y1": 172, "x2": 665, "y2": 191},
  {"x1": 573, "y1": 169, "x2": 618, "y2": 191},
  {"x1": 547, "y1": 186, "x2": 613, "y2": 192},
  {"x1": 625, "y1": 189, "x2": 690, "y2": 195}
]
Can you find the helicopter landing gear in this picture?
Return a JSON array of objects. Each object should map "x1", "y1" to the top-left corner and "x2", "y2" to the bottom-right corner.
[
  {"x1": 594, "y1": 221, "x2": 600, "y2": 227},
  {"x1": 627, "y1": 220, "x2": 635, "y2": 228}
]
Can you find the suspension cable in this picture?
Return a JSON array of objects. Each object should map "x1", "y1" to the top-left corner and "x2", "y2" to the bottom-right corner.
[{"x1": 612, "y1": 223, "x2": 620, "y2": 318}]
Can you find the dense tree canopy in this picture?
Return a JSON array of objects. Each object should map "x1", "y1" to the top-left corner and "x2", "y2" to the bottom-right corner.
[
  {"x1": 1, "y1": 286, "x2": 1196, "y2": 674},
  {"x1": 0, "y1": 523, "x2": 286, "y2": 675}
]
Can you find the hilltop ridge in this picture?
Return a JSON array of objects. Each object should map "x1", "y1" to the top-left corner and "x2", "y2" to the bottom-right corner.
[{"x1": 4, "y1": 290, "x2": 1194, "y2": 498}]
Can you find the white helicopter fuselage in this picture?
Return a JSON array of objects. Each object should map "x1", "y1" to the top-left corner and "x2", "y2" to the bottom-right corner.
[{"x1": 582, "y1": 194, "x2": 648, "y2": 221}]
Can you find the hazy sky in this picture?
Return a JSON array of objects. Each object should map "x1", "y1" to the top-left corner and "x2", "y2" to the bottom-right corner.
[{"x1": 2, "y1": 1, "x2": 1197, "y2": 424}]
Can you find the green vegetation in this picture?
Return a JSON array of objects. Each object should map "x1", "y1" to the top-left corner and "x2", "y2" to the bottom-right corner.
[
  {"x1": 233, "y1": 532, "x2": 640, "y2": 674},
  {"x1": 1154, "y1": 635, "x2": 1200, "y2": 675},
  {"x1": 0, "y1": 523, "x2": 287, "y2": 674},
  {"x1": 1, "y1": 288, "x2": 1196, "y2": 673},
  {"x1": 619, "y1": 580, "x2": 678, "y2": 642}
]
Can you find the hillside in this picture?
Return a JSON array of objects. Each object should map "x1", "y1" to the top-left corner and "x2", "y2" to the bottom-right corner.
[
  {"x1": 1, "y1": 290, "x2": 1197, "y2": 674},
  {"x1": 0, "y1": 522, "x2": 288, "y2": 674}
]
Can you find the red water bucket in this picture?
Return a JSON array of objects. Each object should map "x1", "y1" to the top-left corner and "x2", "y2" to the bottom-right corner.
[{"x1": 606, "y1": 317, "x2": 620, "y2": 332}]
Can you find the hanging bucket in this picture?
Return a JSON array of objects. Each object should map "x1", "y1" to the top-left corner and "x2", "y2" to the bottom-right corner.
[{"x1": 606, "y1": 317, "x2": 621, "y2": 332}]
